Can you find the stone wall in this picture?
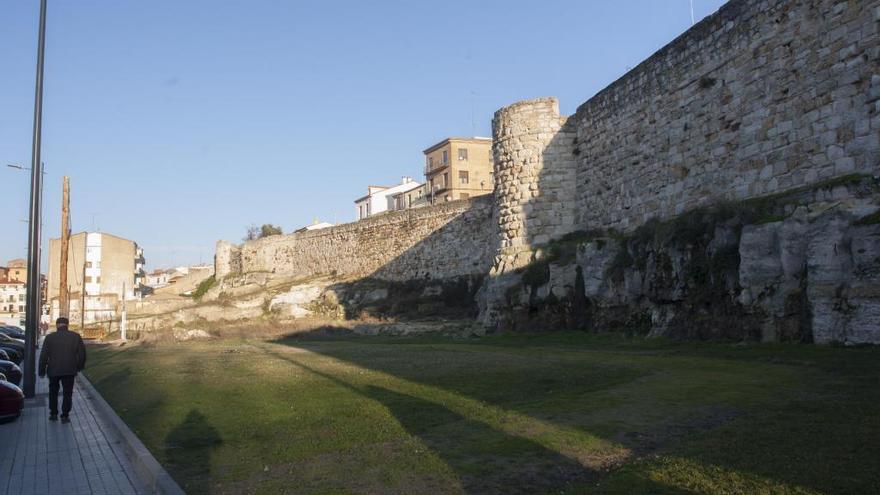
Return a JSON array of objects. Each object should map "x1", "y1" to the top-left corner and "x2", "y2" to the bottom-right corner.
[
  {"x1": 216, "y1": 196, "x2": 495, "y2": 282},
  {"x1": 215, "y1": 241, "x2": 241, "y2": 279},
  {"x1": 492, "y1": 0, "x2": 879, "y2": 239},
  {"x1": 573, "y1": 0, "x2": 879, "y2": 232},
  {"x1": 210, "y1": 0, "x2": 880, "y2": 343},
  {"x1": 481, "y1": 0, "x2": 880, "y2": 342}
]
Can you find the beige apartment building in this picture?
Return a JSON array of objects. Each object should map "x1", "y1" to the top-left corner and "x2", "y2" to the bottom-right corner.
[
  {"x1": 423, "y1": 137, "x2": 494, "y2": 203},
  {"x1": 47, "y1": 231, "x2": 145, "y2": 324},
  {"x1": 5, "y1": 259, "x2": 27, "y2": 283}
]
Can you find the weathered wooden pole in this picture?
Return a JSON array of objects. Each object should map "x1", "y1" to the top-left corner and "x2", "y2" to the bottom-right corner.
[{"x1": 59, "y1": 176, "x2": 70, "y2": 317}]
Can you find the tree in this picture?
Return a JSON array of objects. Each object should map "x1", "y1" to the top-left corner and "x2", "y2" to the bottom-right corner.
[{"x1": 243, "y1": 223, "x2": 283, "y2": 241}]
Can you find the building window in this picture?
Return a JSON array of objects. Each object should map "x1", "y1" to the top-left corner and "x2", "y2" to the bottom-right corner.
[
  {"x1": 458, "y1": 148, "x2": 468, "y2": 160},
  {"x1": 86, "y1": 261, "x2": 92, "y2": 268},
  {"x1": 18, "y1": 305, "x2": 23, "y2": 312},
  {"x1": 459, "y1": 170, "x2": 469, "y2": 185},
  {"x1": 85, "y1": 276, "x2": 92, "y2": 283},
  {"x1": 18, "y1": 294, "x2": 24, "y2": 301},
  {"x1": 442, "y1": 150, "x2": 449, "y2": 165},
  {"x1": 428, "y1": 157, "x2": 434, "y2": 170},
  {"x1": 443, "y1": 172, "x2": 449, "y2": 188}
]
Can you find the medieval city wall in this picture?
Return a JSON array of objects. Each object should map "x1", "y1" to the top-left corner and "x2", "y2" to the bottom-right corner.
[
  {"x1": 494, "y1": 0, "x2": 879, "y2": 238},
  {"x1": 216, "y1": 196, "x2": 495, "y2": 282},
  {"x1": 212, "y1": 0, "x2": 880, "y2": 343}
]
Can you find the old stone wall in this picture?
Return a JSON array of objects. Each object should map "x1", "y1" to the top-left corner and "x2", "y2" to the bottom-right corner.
[
  {"x1": 208, "y1": 0, "x2": 880, "y2": 344},
  {"x1": 573, "y1": 0, "x2": 879, "y2": 232},
  {"x1": 214, "y1": 241, "x2": 241, "y2": 279},
  {"x1": 216, "y1": 196, "x2": 495, "y2": 282}
]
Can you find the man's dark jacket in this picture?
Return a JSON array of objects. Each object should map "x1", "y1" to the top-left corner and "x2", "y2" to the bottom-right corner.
[{"x1": 39, "y1": 329, "x2": 87, "y2": 377}]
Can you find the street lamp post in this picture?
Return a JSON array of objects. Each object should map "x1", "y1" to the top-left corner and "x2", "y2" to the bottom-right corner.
[{"x1": 22, "y1": 0, "x2": 48, "y2": 398}]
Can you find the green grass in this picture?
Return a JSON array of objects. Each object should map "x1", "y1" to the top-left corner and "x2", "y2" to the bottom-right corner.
[{"x1": 85, "y1": 332, "x2": 880, "y2": 494}]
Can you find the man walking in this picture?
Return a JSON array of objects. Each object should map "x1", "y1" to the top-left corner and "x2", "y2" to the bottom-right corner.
[{"x1": 38, "y1": 317, "x2": 86, "y2": 423}]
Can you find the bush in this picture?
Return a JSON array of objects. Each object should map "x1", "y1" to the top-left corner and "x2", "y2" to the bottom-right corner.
[{"x1": 192, "y1": 275, "x2": 217, "y2": 301}]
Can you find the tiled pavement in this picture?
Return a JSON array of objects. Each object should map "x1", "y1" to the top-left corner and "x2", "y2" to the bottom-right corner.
[{"x1": 0, "y1": 345, "x2": 147, "y2": 495}]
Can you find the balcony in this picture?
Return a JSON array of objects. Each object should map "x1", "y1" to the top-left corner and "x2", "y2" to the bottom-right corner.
[{"x1": 424, "y1": 161, "x2": 451, "y2": 175}]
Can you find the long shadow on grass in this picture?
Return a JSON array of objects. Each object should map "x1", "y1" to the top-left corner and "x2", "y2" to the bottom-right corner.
[
  {"x1": 260, "y1": 345, "x2": 617, "y2": 493},
  {"x1": 270, "y1": 331, "x2": 880, "y2": 494},
  {"x1": 164, "y1": 409, "x2": 223, "y2": 495},
  {"x1": 362, "y1": 384, "x2": 596, "y2": 494}
]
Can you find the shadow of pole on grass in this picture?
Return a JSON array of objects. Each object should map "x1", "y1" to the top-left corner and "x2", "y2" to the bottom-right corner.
[
  {"x1": 259, "y1": 345, "x2": 617, "y2": 493},
  {"x1": 164, "y1": 409, "x2": 222, "y2": 494},
  {"x1": 360, "y1": 384, "x2": 598, "y2": 494}
]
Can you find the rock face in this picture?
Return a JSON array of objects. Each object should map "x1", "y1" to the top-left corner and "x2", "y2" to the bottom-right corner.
[{"x1": 482, "y1": 178, "x2": 880, "y2": 344}]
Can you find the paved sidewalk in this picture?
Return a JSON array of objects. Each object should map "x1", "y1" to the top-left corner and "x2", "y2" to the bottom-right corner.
[{"x1": 0, "y1": 345, "x2": 147, "y2": 495}]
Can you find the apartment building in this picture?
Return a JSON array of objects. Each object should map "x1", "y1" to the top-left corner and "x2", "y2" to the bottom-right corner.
[
  {"x1": 423, "y1": 137, "x2": 494, "y2": 203},
  {"x1": 354, "y1": 177, "x2": 423, "y2": 220},
  {"x1": 5, "y1": 259, "x2": 27, "y2": 283},
  {"x1": 47, "y1": 231, "x2": 146, "y2": 324},
  {"x1": 0, "y1": 280, "x2": 26, "y2": 324}
]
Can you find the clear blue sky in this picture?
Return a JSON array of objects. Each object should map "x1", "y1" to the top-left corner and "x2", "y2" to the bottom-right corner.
[{"x1": 0, "y1": 0, "x2": 728, "y2": 269}]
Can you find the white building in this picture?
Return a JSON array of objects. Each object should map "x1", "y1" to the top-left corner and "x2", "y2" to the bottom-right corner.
[
  {"x1": 0, "y1": 280, "x2": 26, "y2": 326},
  {"x1": 47, "y1": 231, "x2": 146, "y2": 324},
  {"x1": 294, "y1": 220, "x2": 335, "y2": 233},
  {"x1": 145, "y1": 270, "x2": 174, "y2": 289},
  {"x1": 354, "y1": 176, "x2": 423, "y2": 220}
]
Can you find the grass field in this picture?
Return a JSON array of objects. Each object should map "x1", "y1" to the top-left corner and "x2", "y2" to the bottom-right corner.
[{"x1": 84, "y1": 332, "x2": 880, "y2": 494}]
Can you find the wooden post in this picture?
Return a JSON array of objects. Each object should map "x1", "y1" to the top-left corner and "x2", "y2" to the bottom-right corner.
[
  {"x1": 80, "y1": 235, "x2": 86, "y2": 331},
  {"x1": 58, "y1": 176, "x2": 70, "y2": 317}
]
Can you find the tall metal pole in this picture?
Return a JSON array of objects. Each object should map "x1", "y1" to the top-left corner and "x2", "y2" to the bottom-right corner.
[{"x1": 23, "y1": 0, "x2": 48, "y2": 398}]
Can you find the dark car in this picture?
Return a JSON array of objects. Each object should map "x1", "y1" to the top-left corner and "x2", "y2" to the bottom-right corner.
[
  {"x1": 0, "y1": 334, "x2": 24, "y2": 353},
  {"x1": 0, "y1": 349, "x2": 8, "y2": 361},
  {"x1": 0, "y1": 345, "x2": 22, "y2": 365},
  {"x1": 0, "y1": 326, "x2": 25, "y2": 340},
  {"x1": 0, "y1": 361, "x2": 22, "y2": 386},
  {"x1": 0, "y1": 380, "x2": 24, "y2": 423}
]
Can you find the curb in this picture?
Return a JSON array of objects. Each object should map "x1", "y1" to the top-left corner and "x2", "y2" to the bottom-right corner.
[{"x1": 78, "y1": 374, "x2": 186, "y2": 495}]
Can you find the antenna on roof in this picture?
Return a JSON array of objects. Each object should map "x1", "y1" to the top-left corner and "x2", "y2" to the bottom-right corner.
[{"x1": 690, "y1": 0, "x2": 695, "y2": 25}]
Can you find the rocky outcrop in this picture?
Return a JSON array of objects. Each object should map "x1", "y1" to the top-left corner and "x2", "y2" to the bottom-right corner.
[{"x1": 481, "y1": 177, "x2": 880, "y2": 344}]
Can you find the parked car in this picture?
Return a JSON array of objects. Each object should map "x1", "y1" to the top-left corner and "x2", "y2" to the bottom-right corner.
[
  {"x1": 0, "y1": 361, "x2": 22, "y2": 386},
  {"x1": 0, "y1": 345, "x2": 21, "y2": 365},
  {"x1": 0, "y1": 349, "x2": 9, "y2": 361},
  {"x1": 0, "y1": 334, "x2": 24, "y2": 352},
  {"x1": 0, "y1": 326, "x2": 25, "y2": 340},
  {"x1": 0, "y1": 380, "x2": 24, "y2": 423}
]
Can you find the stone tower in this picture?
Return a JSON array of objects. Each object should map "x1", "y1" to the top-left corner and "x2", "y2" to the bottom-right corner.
[{"x1": 490, "y1": 97, "x2": 578, "y2": 273}]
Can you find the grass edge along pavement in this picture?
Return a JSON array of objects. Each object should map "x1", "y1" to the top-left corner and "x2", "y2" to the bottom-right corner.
[{"x1": 84, "y1": 332, "x2": 880, "y2": 494}]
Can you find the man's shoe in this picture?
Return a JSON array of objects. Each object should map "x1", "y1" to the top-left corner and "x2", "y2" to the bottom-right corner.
[
  {"x1": 49, "y1": 414, "x2": 58, "y2": 421},
  {"x1": 60, "y1": 416, "x2": 70, "y2": 424}
]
